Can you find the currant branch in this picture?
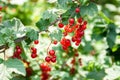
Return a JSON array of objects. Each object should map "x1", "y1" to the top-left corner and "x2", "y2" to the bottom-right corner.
[{"x1": 0, "y1": 16, "x2": 62, "y2": 51}]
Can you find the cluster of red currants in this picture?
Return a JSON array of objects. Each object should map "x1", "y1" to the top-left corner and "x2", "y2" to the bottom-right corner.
[
  {"x1": 72, "y1": 18, "x2": 87, "y2": 46},
  {"x1": 12, "y1": 45, "x2": 22, "y2": 59},
  {"x1": 23, "y1": 60, "x2": 33, "y2": 77},
  {"x1": 58, "y1": 7, "x2": 87, "y2": 50},
  {"x1": 70, "y1": 51, "x2": 82, "y2": 74},
  {"x1": 60, "y1": 38, "x2": 71, "y2": 50},
  {"x1": 30, "y1": 40, "x2": 39, "y2": 58},
  {"x1": 40, "y1": 63, "x2": 51, "y2": 80},
  {"x1": 45, "y1": 50, "x2": 56, "y2": 63}
]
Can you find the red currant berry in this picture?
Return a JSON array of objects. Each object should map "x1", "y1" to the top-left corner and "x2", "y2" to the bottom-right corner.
[
  {"x1": 71, "y1": 58, "x2": 76, "y2": 64},
  {"x1": 63, "y1": 32, "x2": 68, "y2": 36},
  {"x1": 74, "y1": 53, "x2": 79, "y2": 57},
  {"x1": 47, "y1": 67, "x2": 51, "y2": 71},
  {"x1": 0, "y1": 6, "x2": 2, "y2": 11},
  {"x1": 75, "y1": 7, "x2": 80, "y2": 13},
  {"x1": 31, "y1": 53, "x2": 37, "y2": 58},
  {"x1": 34, "y1": 40, "x2": 39, "y2": 44},
  {"x1": 69, "y1": 18, "x2": 74, "y2": 25},
  {"x1": 62, "y1": 46, "x2": 68, "y2": 50},
  {"x1": 52, "y1": 55, "x2": 56, "y2": 58},
  {"x1": 26, "y1": 67, "x2": 33, "y2": 77},
  {"x1": 58, "y1": 23, "x2": 64, "y2": 28},
  {"x1": 64, "y1": 25, "x2": 69, "y2": 32},
  {"x1": 49, "y1": 50, "x2": 55, "y2": 56},
  {"x1": 16, "y1": 48, "x2": 22, "y2": 54},
  {"x1": 16, "y1": 45, "x2": 20, "y2": 49},
  {"x1": 77, "y1": 17, "x2": 82, "y2": 23},
  {"x1": 51, "y1": 57, "x2": 56, "y2": 63},
  {"x1": 13, "y1": 52, "x2": 19, "y2": 58},
  {"x1": 81, "y1": 25, "x2": 86, "y2": 30},
  {"x1": 83, "y1": 21, "x2": 87, "y2": 25},
  {"x1": 66, "y1": 39, "x2": 71, "y2": 46},
  {"x1": 72, "y1": 37, "x2": 76, "y2": 42},
  {"x1": 53, "y1": 40, "x2": 58, "y2": 45},
  {"x1": 68, "y1": 28, "x2": 73, "y2": 33},
  {"x1": 45, "y1": 56, "x2": 51, "y2": 62},
  {"x1": 70, "y1": 67, "x2": 75, "y2": 74},
  {"x1": 31, "y1": 47, "x2": 37, "y2": 54},
  {"x1": 75, "y1": 42, "x2": 80, "y2": 46}
]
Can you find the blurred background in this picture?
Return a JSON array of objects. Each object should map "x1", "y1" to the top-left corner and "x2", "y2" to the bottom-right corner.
[{"x1": 0, "y1": 0, "x2": 120, "y2": 80}]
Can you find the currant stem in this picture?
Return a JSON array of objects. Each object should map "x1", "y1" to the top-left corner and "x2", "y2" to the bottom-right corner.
[{"x1": 47, "y1": 41, "x2": 52, "y2": 54}]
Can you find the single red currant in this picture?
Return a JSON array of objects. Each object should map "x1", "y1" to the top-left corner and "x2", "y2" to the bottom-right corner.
[
  {"x1": 70, "y1": 67, "x2": 75, "y2": 74},
  {"x1": 71, "y1": 58, "x2": 76, "y2": 64},
  {"x1": 31, "y1": 53, "x2": 37, "y2": 58},
  {"x1": 51, "y1": 57, "x2": 56, "y2": 63},
  {"x1": 45, "y1": 56, "x2": 51, "y2": 62},
  {"x1": 0, "y1": 6, "x2": 2, "y2": 11},
  {"x1": 83, "y1": 21, "x2": 87, "y2": 25},
  {"x1": 16, "y1": 45, "x2": 20, "y2": 49},
  {"x1": 72, "y1": 37, "x2": 76, "y2": 42},
  {"x1": 62, "y1": 46, "x2": 68, "y2": 50},
  {"x1": 68, "y1": 28, "x2": 73, "y2": 33},
  {"x1": 75, "y1": 7, "x2": 80, "y2": 13},
  {"x1": 77, "y1": 17, "x2": 82, "y2": 23},
  {"x1": 34, "y1": 40, "x2": 39, "y2": 44},
  {"x1": 58, "y1": 23, "x2": 64, "y2": 28},
  {"x1": 53, "y1": 40, "x2": 58, "y2": 45},
  {"x1": 74, "y1": 53, "x2": 79, "y2": 57},
  {"x1": 49, "y1": 50, "x2": 55, "y2": 56},
  {"x1": 66, "y1": 39, "x2": 71, "y2": 46},
  {"x1": 13, "y1": 52, "x2": 19, "y2": 58},
  {"x1": 52, "y1": 55, "x2": 56, "y2": 58},
  {"x1": 75, "y1": 42, "x2": 80, "y2": 46},
  {"x1": 26, "y1": 67, "x2": 33, "y2": 77},
  {"x1": 69, "y1": 18, "x2": 74, "y2": 25},
  {"x1": 31, "y1": 47, "x2": 37, "y2": 54},
  {"x1": 16, "y1": 48, "x2": 22, "y2": 54},
  {"x1": 63, "y1": 32, "x2": 68, "y2": 36}
]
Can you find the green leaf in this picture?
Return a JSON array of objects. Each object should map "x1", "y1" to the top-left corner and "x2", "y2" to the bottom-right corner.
[
  {"x1": 62, "y1": 7, "x2": 76, "y2": 24},
  {"x1": 99, "y1": 11, "x2": 113, "y2": 24},
  {"x1": 49, "y1": 29, "x2": 62, "y2": 41},
  {"x1": 2, "y1": 19, "x2": 16, "y2": 28},
  {"x1": 0, "y1": 34, "x2": 5, "y2": 45},
  {"x1": 80, "y1": 2, "x2": 98, "y2": 16},
  {"x1": 5, "y1": 58, "x2": 26, "y2": 76},
  {"x1": 51, "y1": 71, "x2": 69, "y2": 79},
  {"x1": 0, "y1": 27, "x2": 13, "y2": 36},
  {"x1": 0, "y1": 58, "x2": 26, "y2": 80},
  {"x1": 0, "y1": 64, "x2": 12, "y2": 80},
  {"x1": 57, "y1": 0, "x2": 72, "y2": 9},
  {"x1": 92, "y1": 27, "x2": 107, "y2": 40},
  {"x1": 105, "y1": 65, "x2": 120, "y2": 80},
  {"x1": 36, "y1": 10, "x2": 58, "y2": 31},
  {"x1": 86, "y1": 69, "x2": 106, "y2": 80},
  {"x1": 0, "y1": 18, "x2": 26, "y2": 46},
  {"x1": 30, "y1": 75, "x2": 40, "y2": 80},
  {"x1": 42, "y1": 11, "x2": 58, "y2": 23},
  {"x1": 106, "y1": 23, "x2": 117, "y2": 49},
  {"x1": 26, "y1": 29, "x2": 39, "y2": 41},
  {"x1": 36, "y1": 19, "x2": 50, "y2": 31},
  {"x1": 2, "y1": 18, "x2": 24, "y2": 32}
]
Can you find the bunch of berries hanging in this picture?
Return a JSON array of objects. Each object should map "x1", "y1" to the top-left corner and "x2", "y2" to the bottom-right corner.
[
  {"x1": 40, "y1": 63, "x2": 51, "y2": 80},
  {"x1": 12, "y1": 45, "x2": 22, "y2": 59},
  {"x1": 58, "y1": 7, "x2": 87, "y2": 51}
]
